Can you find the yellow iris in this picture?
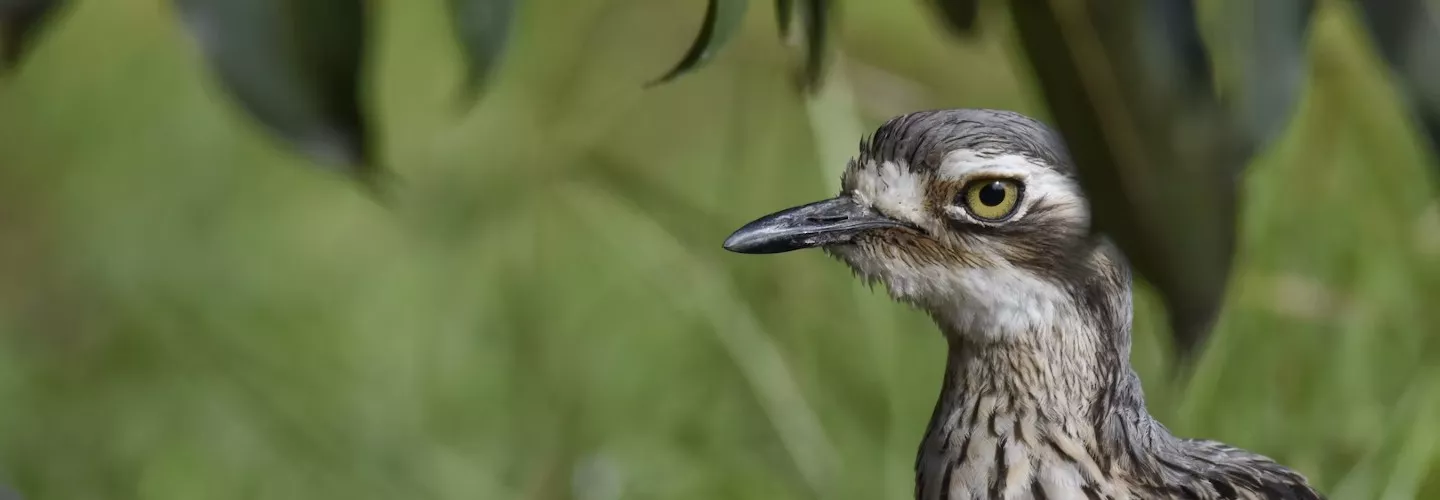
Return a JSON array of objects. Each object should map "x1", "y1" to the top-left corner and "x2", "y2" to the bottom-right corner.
[{"x1": 962, "y1": 179, "x2": 1021, "y2": 221}]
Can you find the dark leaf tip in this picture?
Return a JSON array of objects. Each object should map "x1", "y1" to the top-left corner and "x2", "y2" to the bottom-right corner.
[
  {"x1": 450, "y1": 0, "x2": 518, "y2": 107},
  {"x1": 930, "y1": 0, "x2": 980, "y2": 38},
  {"x1": 0, "y1": 0, "x2": 66, "y2": 73},
  {"x1": 649, "y1": 0, "x2": 749, "y2": 86}
]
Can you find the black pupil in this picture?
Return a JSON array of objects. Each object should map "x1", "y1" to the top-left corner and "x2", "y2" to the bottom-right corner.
[{"x1": 977, "y1": 181, "x2": 1007, "y2": 207}]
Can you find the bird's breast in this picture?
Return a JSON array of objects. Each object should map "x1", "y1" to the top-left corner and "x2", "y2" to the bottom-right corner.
[
  {"x1": 917, "y1": 414, "x2": 1137, "y2": 500},
  {"x1": 916, "y1": 374, "x2": 1135, "y2": 500}
]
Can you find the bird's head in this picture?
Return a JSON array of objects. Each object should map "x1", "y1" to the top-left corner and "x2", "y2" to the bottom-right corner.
[{"x1": 725, "y1": 109, "x2": 1127, "y2": 343}]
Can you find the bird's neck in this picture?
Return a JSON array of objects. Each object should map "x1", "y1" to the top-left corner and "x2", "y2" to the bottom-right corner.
[
  {"x1": 915, "y1": 330, "x2": 1161, "y2": 497},
  {"x1": 913, "y1": 255, "x2": 1187, "y2": 498},
  {"x1": 907, "y1": 249, "x2": 1320, "y2": 498},
  {"x1": 914, "y1": 287, "x2": 1316, "y2": 498}
]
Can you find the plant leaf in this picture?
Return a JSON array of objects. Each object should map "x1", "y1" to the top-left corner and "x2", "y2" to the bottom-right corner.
[
  {"x1": 566, "y1": 184, "x2": 840, "y2": 498},
  {"x1": 0, "y1": 0, "x2": 64, "y2": 73},
  {"x1": 650, "y1": 0, "x2": 749, "y2": 85},
  {"x1": 1008, "y1": 0, "x2": 1251, "y2": 365},
  {"x1": 775, "y1": 0, "x2": 793, "y2": 39},
  {"x1": 1217, "y1": 0, "x2": 1314, "y2": 150},
  {"x1": 450, "y1": 0, "x2": 518, "y2": 104},
  {"x1": 796, "y1": 0, "x2": 829, "y2": 91},
  {"x1": 174, "y1": 0, "x2": 376, "y2": 181},
  {"x1": 928, "y1": 0, "x2": 980, "y2": 37},
  {"x1": 1355, "y1": 0, "x2": 1440, "y2": 173}
]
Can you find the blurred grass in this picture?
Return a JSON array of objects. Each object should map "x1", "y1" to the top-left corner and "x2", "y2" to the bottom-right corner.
[{"x1": 0, "y1": 0, "x2": 1438, "y2": 499}]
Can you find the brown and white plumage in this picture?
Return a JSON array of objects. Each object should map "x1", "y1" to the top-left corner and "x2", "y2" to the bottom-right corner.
[{"x1": 723, "y1": 109, "x2": 1323, "y2": 499}]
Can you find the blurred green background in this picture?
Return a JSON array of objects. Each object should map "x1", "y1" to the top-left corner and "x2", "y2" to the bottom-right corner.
[{"x1": 2, "y1": 0, "x2": 1440, "y2": 499}]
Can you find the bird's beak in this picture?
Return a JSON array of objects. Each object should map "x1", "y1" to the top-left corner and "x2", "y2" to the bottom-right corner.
[{"x1": 722, "y1": 195, "x2": 911, "y2": 254}]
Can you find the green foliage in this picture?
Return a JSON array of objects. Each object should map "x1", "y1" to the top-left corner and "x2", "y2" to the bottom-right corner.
[
  {"x1": 1213, "y1": 0, "x2": 1314, "y2": 150},
  {"x1": 1007, "y1": 0, "x2": 1252, "y2": 364},
  {"x1": 773, "y1": 0, "x2": 793, "y2": 38},
  {"x1": 450, "y1": 0, "x2": 519, "y2": 104},
  {"x1": 651, "y1": 0, "x2": 829, "y2": 92},
  {"x1": 6, "y1": 0, "x2": 1401, "y2": 360},
  {"x1": 1354, "y1": 0, "x2": 1440, "y2": 157},
  {"x1": 926, "y1": 0, "x2": 979, "y2": 38},
  {"x1": 649, "y1": 0, "x2": 749, "y2": 85},
  {"x1": 172, "y1": 0, "x2": 374, "y2": 183},
  {"x1": 793, "y1": 0, "x2": 829, "y2": 90},
  {"x1": 0, "y1": 0, "x2": 63, "y2": 72}
]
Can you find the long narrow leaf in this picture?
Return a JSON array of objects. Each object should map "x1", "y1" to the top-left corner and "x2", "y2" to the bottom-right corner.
[
  {"x1": 567, "y1": 184, "x2": 839, "y2": 498},
  {"x1": 0, "y1": 0, "x2": 63, "y2": 73},
  {"x1": 1219, "y1": 0, "x2": 1314, "y2": 150},
  {"x1": 1008, "y1": 0, "x2": 1252, "y2": 365},
  {"x1": 1356, "y1": 0, "x2": 1440, "y2": 175},
  {"x1": 174, "y1": 0, "x2": 375, "y2": 181},
  {"x1": 450, "y1": 0, "x2": 517, "y2": 104},
  {"x1": 650, "y1": 0, "x2": 749, "y2": 85},
  {"x1": 775, "y1": 0, "x2": 793, "y2": 39},
  {"x1": 797, "y1": 0, "x2": 829, "y2": 91}
]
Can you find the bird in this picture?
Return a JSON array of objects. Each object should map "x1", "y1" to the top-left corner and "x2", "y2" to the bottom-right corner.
[{"x1": 722, "y1": 109, "x2": 1324, "y2": 499}]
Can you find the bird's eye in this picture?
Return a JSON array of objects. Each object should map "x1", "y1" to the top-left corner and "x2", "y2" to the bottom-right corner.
[{"x1": 959, "y1": 179, "x2": 1022, "y2": 221}]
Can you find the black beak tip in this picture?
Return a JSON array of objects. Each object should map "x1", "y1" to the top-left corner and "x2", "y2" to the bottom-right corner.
[
  {"x1": 722, "y1": 227, "x2": 784, "y2": 254},
  {"x1": 721, "y1": 232, "x2": 749, "y2": 253}
]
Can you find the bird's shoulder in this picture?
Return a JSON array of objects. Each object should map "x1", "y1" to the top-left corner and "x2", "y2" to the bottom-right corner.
[{"x1": 1152, "y1": 438, "x2": 1326, "y2": 500}]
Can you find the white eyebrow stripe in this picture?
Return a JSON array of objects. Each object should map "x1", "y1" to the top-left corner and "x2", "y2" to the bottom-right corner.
[
  {"x1": 936, "y1": 150, "x2": 1041, "y2": 180},
  {"x1": 935, "y1": 149, "x2": 1088, "y2": 225}
]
